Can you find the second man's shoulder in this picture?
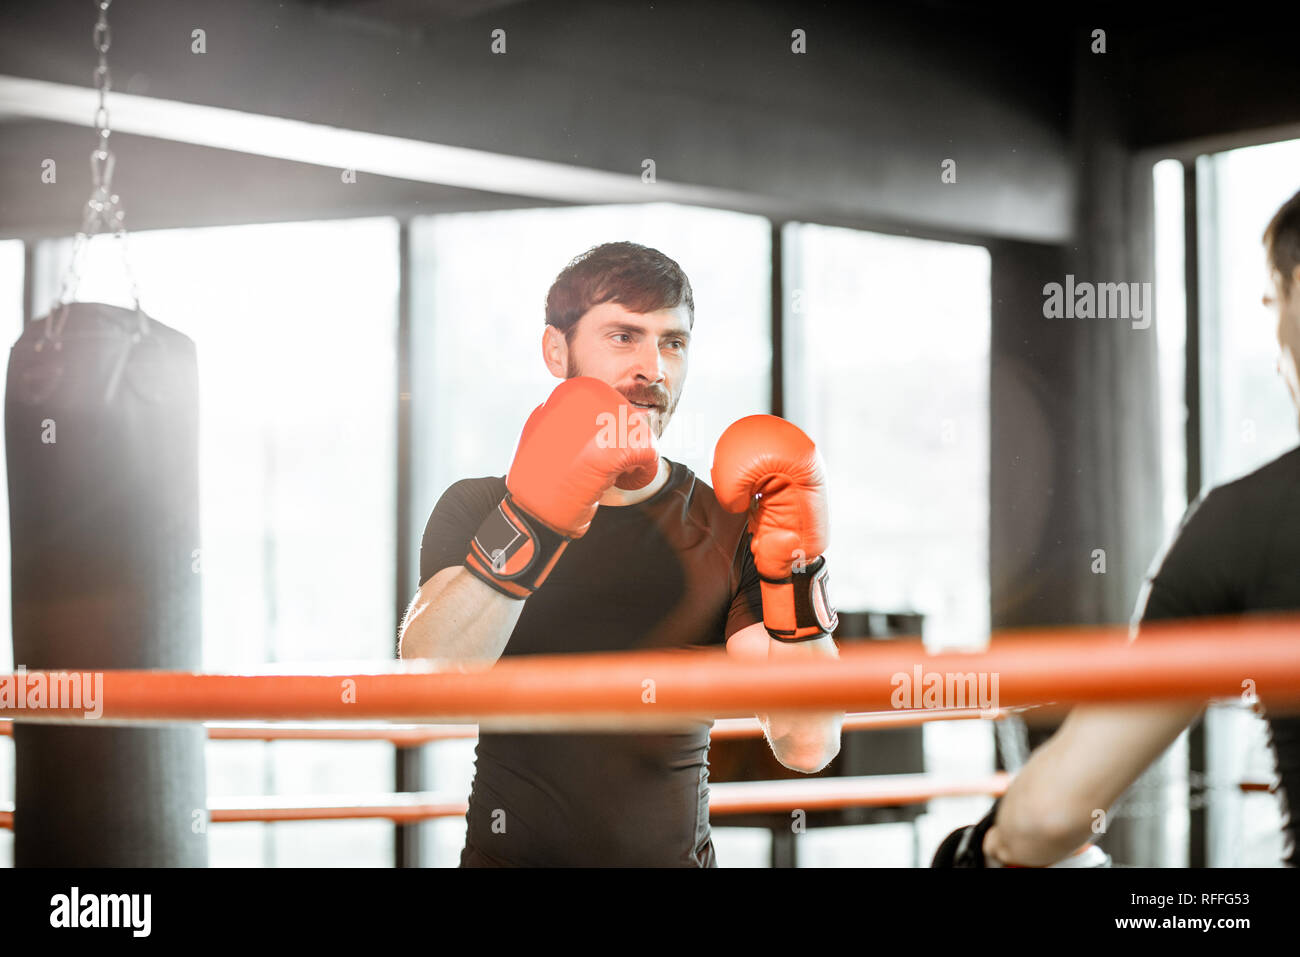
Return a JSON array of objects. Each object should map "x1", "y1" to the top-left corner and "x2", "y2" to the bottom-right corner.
[
  {"x1": 1195, "y1": 444, "x2": 1300, "y2": 519},
  {"x1": 1166, "y1": 444, "x2": 1300, "y2": 562}
]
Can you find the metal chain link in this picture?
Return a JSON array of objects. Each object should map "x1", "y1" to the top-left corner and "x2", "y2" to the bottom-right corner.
[
  {"x1": 995, "y1": 713, "x2": 1031, "y2": 772},
  {"x1": 45, "y1": 0, "x2": 145, "y2": 348}
]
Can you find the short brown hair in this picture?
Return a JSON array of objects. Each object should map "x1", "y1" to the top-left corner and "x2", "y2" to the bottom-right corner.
[
  {"x1": 1263, "y1": 188, "x2": 1300, "y2": 300},
  {"x1": 545, "y1": 241, "x2": 695, "y2": 343}
]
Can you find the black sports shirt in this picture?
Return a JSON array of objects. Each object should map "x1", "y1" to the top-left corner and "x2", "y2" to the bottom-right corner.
[
  {"x1": 417, "y1": 457, "x2": 764, "y2": 866},
  {"x1": 1136, "y1": 444, "x2": 1300, "y2": 866}
]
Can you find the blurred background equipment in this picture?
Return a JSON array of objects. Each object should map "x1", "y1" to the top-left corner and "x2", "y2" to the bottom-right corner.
[{"x1": 4, "y1": 0, "x2": 206, "y2": 866}]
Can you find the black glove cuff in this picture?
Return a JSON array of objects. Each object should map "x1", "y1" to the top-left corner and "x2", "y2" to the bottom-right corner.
[
  {"x1": 463, "y1": 493, "x2": 572, "y2": 599},
  {"x1": 931, "y1": 798, "x2": 1001, "y2": 867},
  {"x1": 758, "y1": 554, "x2": 840, "y2": 642}
]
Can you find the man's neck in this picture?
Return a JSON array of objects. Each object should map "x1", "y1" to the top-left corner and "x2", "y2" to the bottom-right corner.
[{"x1": 599, "y1": 456, "x2": 670, "y2": 507}]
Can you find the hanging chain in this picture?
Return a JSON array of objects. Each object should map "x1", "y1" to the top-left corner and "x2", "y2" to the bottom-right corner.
[
  {"x1": 995, "y1": 713, "x2": 1031, "y2": 772},
  {"x1": 45, "y1": 0, "x2": 144, "y2": 345}
]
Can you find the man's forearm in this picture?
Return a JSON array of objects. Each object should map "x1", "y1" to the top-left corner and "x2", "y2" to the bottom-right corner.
[
  {"x1": 399, "y1": 568, "x2": 525, "y2": 663},
  {"x1": 984, "y1": 733, "x2": 1098, "y2": 865},
  {"x1": 766, "y1": 710, "x2": 843, "y2": 773},
  {"x1": 764, "y1": 634, "x2": 843, "y2": 773},
  {"x1": 982, "y1": 701, "x2": 1203, "y2": 865}
]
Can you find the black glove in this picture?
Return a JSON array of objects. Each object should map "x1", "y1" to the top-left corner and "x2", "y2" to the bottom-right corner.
[{"x1": 931, "y1": 798, "x2": 1001, "y2": 867}]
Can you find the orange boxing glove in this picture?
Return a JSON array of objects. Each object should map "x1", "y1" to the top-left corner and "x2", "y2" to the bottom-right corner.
[
  {"x1": 711, "y1": 415, "x2": 838, "y2": 641},
  {"x1": 465, "y1": 376, "x2": 659, "y2": 599}
]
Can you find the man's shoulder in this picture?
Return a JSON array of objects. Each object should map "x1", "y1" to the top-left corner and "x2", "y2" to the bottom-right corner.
[
  {"x1": 440, "y1": 474, "x2": 507, "y2": 502},
  {"x1": 663, "y1": 460, "x2": 753, "y2": 575},
  {"x1": 1219, "y1": 444, "x2": 1300, "y2": 492},
  {"x1": 667, "y1": 460, "x2": 745, "y2": 525},
  {"x1": 451, "y1": 474, "x2": 507, "y2": 491},
  {"x1": 1198, "y1": 444, "x2": 1300, "y2": 516},
  {"x1": 425, "y1": 475, "x2": 507, "y2": 526},
  {"x1": 1160, "y1": 444, "x2": 1300, "y2": 573}
]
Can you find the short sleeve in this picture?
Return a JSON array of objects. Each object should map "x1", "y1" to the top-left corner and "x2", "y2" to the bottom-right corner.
[
  {"x1": 724, "y1": 530, "x2": 764, "y2": 640},
  {"x1": 1135, "y1": 487, "x2": 1242, "y2": 626},
  {"x1": 417, "y1": 477, "x2": 506, "y2": 588}
]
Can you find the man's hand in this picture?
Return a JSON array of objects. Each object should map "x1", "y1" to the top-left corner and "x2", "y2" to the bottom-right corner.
[
  {"x1": 725, "y1": 623, "x2": 842, "y2": 772},
  {"x1": 713, "y1": 415, "x2": 841, "y2": 770},
  {"x1": 464, "y1": 376, "x2": 659, "y2": 598},
  {"x1": 932, "y1": 799, "x2": 1111, "y2": 867},
  {"x1": 978, "y1": 701, "x2": 1200, "y2": 865},
  {"x1": 931, "y1": 801, "x2": 1001, "y2": 867},
  {"x1": 711, "y1": 415, "x2": 838, "y2": 642}
]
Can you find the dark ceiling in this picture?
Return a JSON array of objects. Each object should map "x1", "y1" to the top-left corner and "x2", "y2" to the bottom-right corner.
[{"x1": 294, "y1": 0, "x2": 540, "y2": 32}]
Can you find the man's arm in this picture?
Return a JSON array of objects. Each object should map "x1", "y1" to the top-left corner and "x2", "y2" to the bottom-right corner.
[
  {"x1": 982, "y1": 485, "x2": 1240, "y2": 865},
  {"x1": 726, "y1": 621, "x2": 843, "y2": 773},
  {"x1": 982, "y1": 700, "x2": 1203, "y2": 865},
  {"x1": 398, "y1": 475, "x2": 526, "y2": 665},
  {"x1": 398, "y1": 565, "x2": 525, "y2": 664},
  {"x1": 400, "y1": 377, "x2": 660, "y2": 667},
  {"x1": 712, "y1": 415, "x2": 845, "y2": 774}
]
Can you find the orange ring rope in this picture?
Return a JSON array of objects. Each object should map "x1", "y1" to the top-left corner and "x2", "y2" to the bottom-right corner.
[
  {"x1": 0, "y1": 778, "x2": 1275, "y2": 830},
  {"x1": 0, "y1": 709, "x2": 1005, "y2": 743},
  {"x1": 0, "y1": 773, "x2": 1012, "y2": 828},
  {"x1": 0, "y1": 615, "x2": 1296, "y2": 730}
]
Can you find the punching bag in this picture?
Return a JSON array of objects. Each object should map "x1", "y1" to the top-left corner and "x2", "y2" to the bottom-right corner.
[{"x1": 5, "y1": 301, "x2": 208, "y2": 866}]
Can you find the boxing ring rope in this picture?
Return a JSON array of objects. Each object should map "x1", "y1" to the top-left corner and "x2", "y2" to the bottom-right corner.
[
  {"x1": 0, "y1": 615, "x2": 1293, "y2": 837},
  {"x1": 1, "y1": 615, "x2": 1297, "y2": 730},
  {"x1": 0, "y1": 773, "x2": 1012, "y2": 828},
  {"x1": 0, "y1": 773, "x2": 1276, "y2": 830},
  {"x1": 0, "y1": 708, "x2": 1005, "y2": 743}
]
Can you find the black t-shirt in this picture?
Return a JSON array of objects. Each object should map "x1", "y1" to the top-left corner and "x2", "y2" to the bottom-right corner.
[
  {"x1": 1135, "y1": 444, "x2": 1300, "y2": 866},
  {"x1": 417, "y1": 457, "x2": 764, "y2": 866}
]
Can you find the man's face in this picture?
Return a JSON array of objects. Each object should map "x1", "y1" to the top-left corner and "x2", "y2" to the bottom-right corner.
[
  {"x1": 554, "y1": 301, "x2": 690, "y2": 439},
  {"x1": 1264, "y1": 265, "x2": 1300, "y2": 429}
]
